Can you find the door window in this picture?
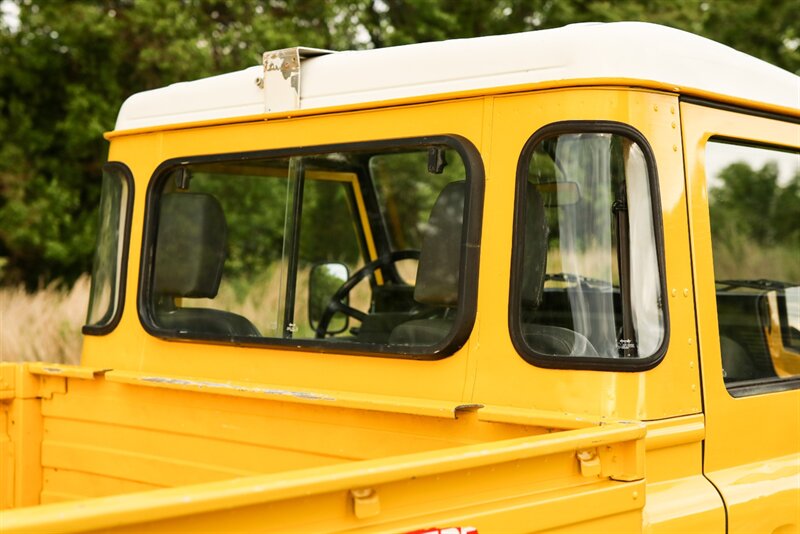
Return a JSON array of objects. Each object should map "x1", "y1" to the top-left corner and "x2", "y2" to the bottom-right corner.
[{"x1": 706, "y1": 140, "x2": 800, "y2": 393}]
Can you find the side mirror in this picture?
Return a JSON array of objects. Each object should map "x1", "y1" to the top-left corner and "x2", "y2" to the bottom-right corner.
[{"x1": 309, "y1": 262, "x2": 349, "y2": 334}]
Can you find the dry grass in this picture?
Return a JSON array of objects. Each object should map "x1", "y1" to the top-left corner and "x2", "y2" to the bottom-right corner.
[
  {"x1": 0, "y1": 275, "x2": 90, "y2": 364},
  {"x1": 713, "y1": 239, "x2": 800, "y2": 282}
]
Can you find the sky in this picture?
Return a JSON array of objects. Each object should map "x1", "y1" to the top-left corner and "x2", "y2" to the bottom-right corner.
[{"x1": 706, "y1": 142, "x2": 799, "y2": 188}]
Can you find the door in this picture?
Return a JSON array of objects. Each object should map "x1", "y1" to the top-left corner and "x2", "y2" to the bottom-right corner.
[{"x1": 682, "y1": 101, "x2": 800, "y2": 533}]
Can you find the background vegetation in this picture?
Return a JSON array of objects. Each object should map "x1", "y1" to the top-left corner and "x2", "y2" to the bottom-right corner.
[{"x1": 0, "y1": 0, "x2": 798, "y2": 362}]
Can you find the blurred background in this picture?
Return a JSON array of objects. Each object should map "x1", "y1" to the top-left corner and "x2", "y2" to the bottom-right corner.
[{"x1": 1, "y1": 0, "x2": 798, "y2": 363}]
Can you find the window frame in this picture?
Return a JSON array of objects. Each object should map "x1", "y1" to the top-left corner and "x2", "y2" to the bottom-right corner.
[
  {"x1": 83, "y1": 161, "x2": 135, "y2": 336},
  {"x1": 137, "y1": 135, "x2": 484, "y2": 360},
  {"x1": 508, "y1": 121, "x2": 670, "y2": 371}
]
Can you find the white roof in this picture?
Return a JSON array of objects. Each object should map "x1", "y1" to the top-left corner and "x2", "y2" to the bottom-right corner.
[{"x1": 114, "y1": 22, "x2": 800, "y2": 132}]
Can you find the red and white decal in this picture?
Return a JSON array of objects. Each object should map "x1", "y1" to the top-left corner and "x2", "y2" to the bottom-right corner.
[{"x1": 407, "y1": 528, "x2": 478, "y2": 534}]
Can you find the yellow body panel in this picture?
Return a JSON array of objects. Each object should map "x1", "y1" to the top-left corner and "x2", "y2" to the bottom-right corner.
[
  {"x1": 681, "y1": 102, "x2": 800, "y2": 534},
  {"x1": 2, "y1": 363, "x2": 648, "y2": 533},
  {"x1": 764, "y1": 292, "x2": 800, "y2": 377},
  {"x1": 2, "y1": 83, "x2": 797, "y2": 532},
  {"x1": 472, "y1": 89, "x2": 701, "y2": 421}
]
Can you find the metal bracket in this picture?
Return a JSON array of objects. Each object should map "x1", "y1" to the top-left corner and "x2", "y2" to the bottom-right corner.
[
  {"x1": 38, "y1": 376, "x2": 67, "y2": 400},
  {"x1": 262, "y1": 47, "x2": 333, "y2": 113},
  {"x1": 350, "y1": 487, "x2": 380, "y2": 519},
  {"x1": 577, "y1": 448, "x2": 602, "y2": 478}
]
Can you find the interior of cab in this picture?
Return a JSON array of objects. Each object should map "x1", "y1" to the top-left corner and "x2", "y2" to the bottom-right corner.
[
  {"x1": 716, "y1": 282, "x2": 800, "y2": 386},
  {"x1": 145, "y1": 141, "x2": 477, "y2": 354},
  {"x1": 513, "y1": 129, "x2": 666, "y2": 362},
  {"x1": 145, "y1": 130, "x2": 672, "y2": 363}
]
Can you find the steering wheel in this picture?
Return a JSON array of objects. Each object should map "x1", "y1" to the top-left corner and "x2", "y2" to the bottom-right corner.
[{"x1": 314, "y1": 250, "x2": 420, "y2": 338}]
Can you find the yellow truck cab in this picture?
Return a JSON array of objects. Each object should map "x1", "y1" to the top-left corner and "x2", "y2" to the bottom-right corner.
[{"x1": 1, "y1": 21, "x2": 798, "y2": 533}]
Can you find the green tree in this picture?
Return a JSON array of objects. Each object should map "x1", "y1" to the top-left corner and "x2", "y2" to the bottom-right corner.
[
  {"x1": 0, "y1": 0, "x2": 361, "y2": 287},
  {"x1": 1, "y1": 0, "x2": 797, "y2": 287},
  {"x1": 352, "y1": 0, "x2": 797, "y2": 75},
  {"x1": 710, "y1": 161, "x2": 800, "y2": 282},
  {"x1": 711, "y1": 161, "x2": 800, "y2": 247}
]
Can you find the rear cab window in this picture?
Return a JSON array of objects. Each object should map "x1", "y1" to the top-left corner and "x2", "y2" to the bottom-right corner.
[
  {"x1": 510, "y1": 122, "x2": 667, "y2": 369},
  {"x1": 139, "y1": 137, "x2": 482, "y2": 358}
]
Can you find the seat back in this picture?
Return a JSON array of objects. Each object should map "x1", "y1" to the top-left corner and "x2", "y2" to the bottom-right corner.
[
  {"x1": 519, "y1": 183, "x2": 598, "y2": 356},
  {"x1": 389, "y1": 181, "x2": 465, "y2": 345},
  {"x1": 153, "y1": 192, "x2": 259, "y2": 337}
]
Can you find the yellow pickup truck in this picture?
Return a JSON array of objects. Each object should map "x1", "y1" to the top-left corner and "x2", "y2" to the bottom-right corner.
[{"x1": 1, "y1": 22, "x2": 798, "y2": 533}]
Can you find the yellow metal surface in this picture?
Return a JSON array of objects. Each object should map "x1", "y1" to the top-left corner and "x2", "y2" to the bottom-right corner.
[
  {"x1": 105, "y1": 369, "x2": 466, "y2": 419},
  {"x1": 81, "y1": 88, "x2": 704, "y2": 532},
  {"x1": 11, "y1": 83, "x2": 797, "y2": 531},
  {"x1": 764, "y1": 292, "x2": 800, "y2": 377},
  {"x1": 1, "y1": 390, "x2": 646, "y2": 533},
  {"x1": 640, "y1": 415, "x2": 725, "y2": 533},
  {"x1": 471, "y1": 88, "x2": 701, "y2": 422},
  {"x1": 0, "y1": 364, "x2": 44, "y2": 510},
  {"x1": 681, "y1": 101, "x2": 800, "y2": 534},
  {"x1": 84, "y1": 99, "x2": 486, "y2": 404}
]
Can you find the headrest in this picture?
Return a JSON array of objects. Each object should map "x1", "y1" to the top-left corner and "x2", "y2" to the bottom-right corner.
[
  {"x1": 414, "y1": 181, "x2": 465, "y2": 306},
  {"x1": 520, "y1": 183, "x2": 549, "y2": 306},
  {"x1": 153, "y1": 193, "x2": 227, "y2": 298}
]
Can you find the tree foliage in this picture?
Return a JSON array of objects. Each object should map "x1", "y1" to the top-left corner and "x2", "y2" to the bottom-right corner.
[
  {"x1": 0, "y1": 0, "x2": 797, "y2": 287},
  {"x1": 711, "y1": 161, "x2": 800, "y2": 249}
]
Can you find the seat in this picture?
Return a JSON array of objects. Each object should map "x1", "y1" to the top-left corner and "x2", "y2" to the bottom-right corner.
[
  {"x1": 719, "y1": 335, "x2": 756, "y2": 382},
  {"x1": 152, "y1": 192, "x2": 260, "y2": 337},
  {"x1": 389, "y1": 181, "x2": 465, "y2": 346},
  {"x1": 518, "y1": 184, "x2": 598, "y2": 357}
]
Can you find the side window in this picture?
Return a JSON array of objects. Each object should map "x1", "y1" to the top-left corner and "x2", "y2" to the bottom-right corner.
[
  {"x1": 141, "y1": 139, "x2": 480, "y2": 358},
  {"x1": 510, "y1": 124, "x2": 666, "y2": 367},
  {"x1": 706, "y1": 140, "x2": 800, "y2": 393},
  {"x1": 84, "y1": 163, "x2": 133, "y2": 334}
]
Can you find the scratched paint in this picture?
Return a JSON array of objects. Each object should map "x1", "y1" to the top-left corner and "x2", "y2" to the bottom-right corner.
[{"x1": 139, "y1": 376, "x2": 336, "y2": 401}]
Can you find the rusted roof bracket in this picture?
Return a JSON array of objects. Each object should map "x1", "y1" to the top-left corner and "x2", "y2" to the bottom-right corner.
[{"x1": 262, "y1": 47, "x2": 334, "y2": 113}]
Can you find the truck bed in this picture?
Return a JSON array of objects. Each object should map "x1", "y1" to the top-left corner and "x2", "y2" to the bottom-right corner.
[{"x1": 0, "y1": 362, "x2": 645, "y2": 533}]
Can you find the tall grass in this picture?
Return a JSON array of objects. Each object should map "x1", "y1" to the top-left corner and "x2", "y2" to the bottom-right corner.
[
  {"x1": 712, "y1": 236, "x2": 800, "y2": 282},
  {"x1": 0, "y1": 275, "x2": 90, "y2": 364}
]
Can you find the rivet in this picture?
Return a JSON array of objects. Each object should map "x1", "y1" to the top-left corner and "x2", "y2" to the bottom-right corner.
[
  {"x1": 673, "y1": 144, "x2": 678, "y2": 152},
  {"x1": 653, "y1": 105, "x2": 659, "y2": 112},
  {"x1": 670, "y1": 106, "x2": 675, "y2": 114},
  {"x1": 683, "y1": 288, "x2": 689, "y2": 297},
  {"x1": 671, "y1": 288, "x2": 677, "y2": 297},
  {"x1": 633, "y1": 490, "x2": 639, "y2": 500},
  {"x1": 691, "y1": 384, "x2": 697, "y2": 391},
  {"x1": 671, "y1": 121, "x2": 676, "y2": 129},
  {"x1": 689, "y1": 361, "x2": 695, "y2": 368},
  {"x1": 688, "y1": 338, "x2": 692, "y2": 345}
]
